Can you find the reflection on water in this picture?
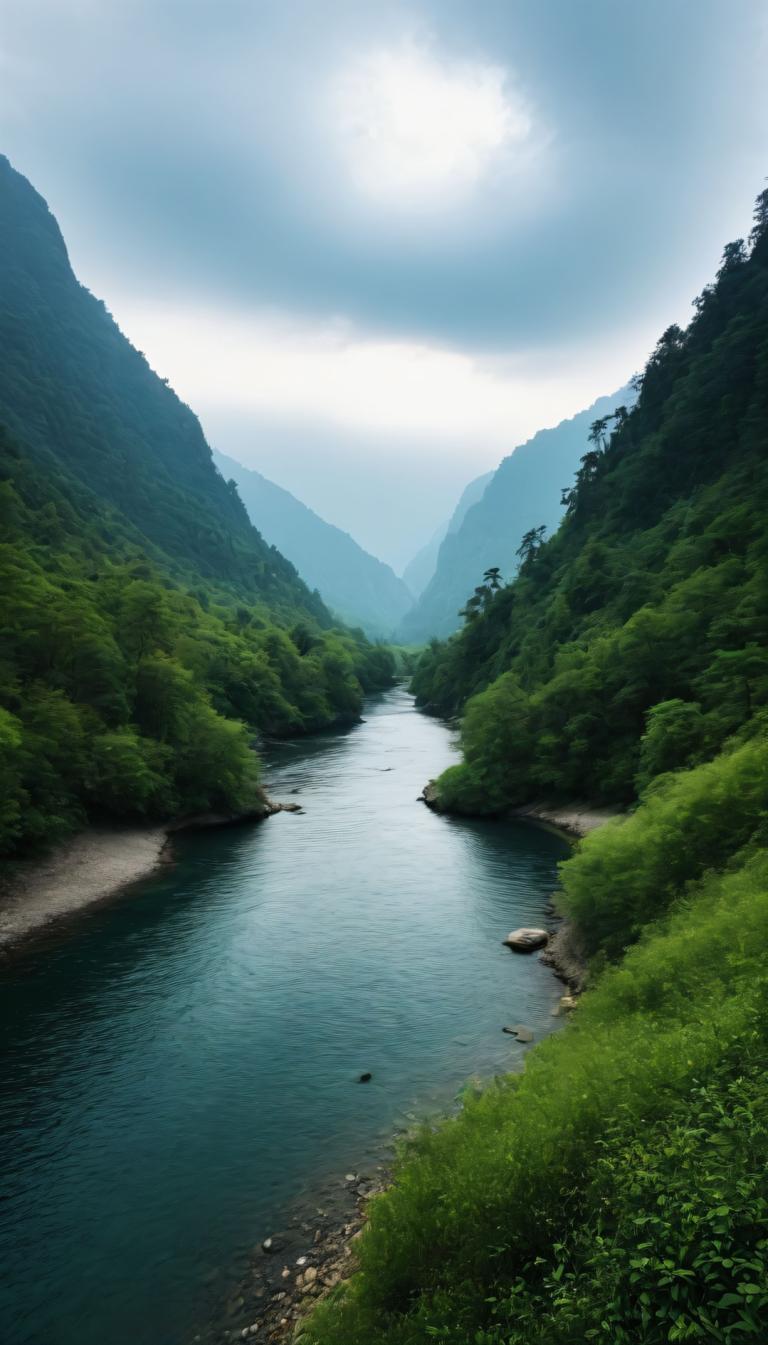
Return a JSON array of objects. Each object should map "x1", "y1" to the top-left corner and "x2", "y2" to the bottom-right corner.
[{"x1": 0, "y1": 688, "x2": 568, "y2": 1345}]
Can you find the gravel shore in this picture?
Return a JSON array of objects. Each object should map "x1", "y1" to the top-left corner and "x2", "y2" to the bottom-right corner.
[{"x1": 0, "y1": 825, "x2": 170, "y2": 950}]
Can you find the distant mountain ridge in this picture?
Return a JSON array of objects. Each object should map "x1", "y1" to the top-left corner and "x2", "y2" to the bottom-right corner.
[
  {"x1": 214, "y1": 450, "x2": 413, "y2": 637},
  {"x1": 401, "y1": 470, "x2": 494, "y2": 600},
  {"x1": 398, "y1": 388, "x2": 634, "y2": 642}
]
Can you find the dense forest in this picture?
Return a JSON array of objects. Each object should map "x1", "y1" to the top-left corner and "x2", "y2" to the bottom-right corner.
[
  {"x1": 0, "y1": 157, "x2": 393, "y2": 856},
  {"x1": 302, "y1": 195, "x2": 768, "y2": 1344},
  {"x1": 412, "y1": 199, "x2": 768, "y2": 813}
]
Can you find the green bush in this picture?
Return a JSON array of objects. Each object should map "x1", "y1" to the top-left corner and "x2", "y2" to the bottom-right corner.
[{"x1": 561, "y1": 733, "x2": 768, "y2": 958}]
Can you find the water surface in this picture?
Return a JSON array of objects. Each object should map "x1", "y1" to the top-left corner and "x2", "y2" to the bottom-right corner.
[{"x1": 0, "y1": 689, "x2": 568, "y2": 1344}]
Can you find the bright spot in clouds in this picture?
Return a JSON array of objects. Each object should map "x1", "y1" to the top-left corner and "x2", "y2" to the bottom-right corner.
[{"x1": 330, "y1": 41, "x2": 531, "y2": 204}]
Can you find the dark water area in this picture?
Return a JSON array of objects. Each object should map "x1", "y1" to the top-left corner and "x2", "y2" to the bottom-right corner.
[{"x1": 0, "y1": 688, "x2": 568, "y2": 1345}]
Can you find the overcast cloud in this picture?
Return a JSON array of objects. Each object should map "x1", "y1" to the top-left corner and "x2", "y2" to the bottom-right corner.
[{"x1": 1, "y1": 0, "x2": 766, "y2": 566}]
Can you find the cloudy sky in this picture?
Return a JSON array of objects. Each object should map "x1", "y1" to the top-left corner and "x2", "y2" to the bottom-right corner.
[{"x1": 1, "y1": 0, "x2": 766, "y2": 569}]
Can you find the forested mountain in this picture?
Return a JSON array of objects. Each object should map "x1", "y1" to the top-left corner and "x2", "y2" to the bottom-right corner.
[
  {"x1": 304, "y1": 194, "x2": 768, "y2": 1345},
  {"x1": 398, "y1": 390, "x2": 632, "y2": 642},
  {"x1": 0, "y1": 157, "x2": 393, "y2": 855},
  {"x1": 412, "y1": 216, "x2": 767, "y2": 810},
  {"x1": 213, "y1": 449, "x2": 412, "y2": 637},
  {"x1": 400, "y1": 470, "x2": 493, "y2": 601}
]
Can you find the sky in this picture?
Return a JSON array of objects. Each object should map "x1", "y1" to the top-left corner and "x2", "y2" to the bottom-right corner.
[{"x1": 1, "y1": 0, "x2": 766, "y2": 570}]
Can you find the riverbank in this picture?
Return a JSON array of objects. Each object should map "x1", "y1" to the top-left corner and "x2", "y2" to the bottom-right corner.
[
  {"x1": 243, "y1": 801, "x2": 617, "y2": 1341},
  {"x1": 0, "y1": 793, "x2": 299, "y2": 952},
  {"x1": 0, "y1": 825, "x2": 172, "y2": 950},
  {"x1": 420, "y1": 783, "x2": 623, "y2": 840},
  {"x1": 510, "y1": 800, "x2": 624, "y2": 838}
]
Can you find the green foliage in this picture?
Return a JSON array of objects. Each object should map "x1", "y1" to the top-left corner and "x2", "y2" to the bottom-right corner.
[
  {"x1": 0, "y1": 156, "x2": 395, "y2": 855},
  {"x1": 561, "y1": 733, "x2": 768, "y2": 959},
  {"x1": 413, "y1": 192, "x2": 768, "y2": 810},
  {"x1": 302, "y1": 818, "x2": 768, "y2": 1345},
  {"x1": 0, "y1": 424, "x2": 394, "y2": 854},
  {"x1": 302, "y1": 192, "x2": 768, "y2": 1345},
  {"x1": 0, "y1": 154, "x2": 329, "y2": 619}
]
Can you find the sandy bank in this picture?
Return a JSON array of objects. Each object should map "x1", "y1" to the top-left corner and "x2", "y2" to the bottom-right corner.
[
  {"x1": 0, "y1": 825, "x2": 171, "y2": 950},
  {"x1": 512, "y1": 800, "x2": 624, "y2": 839}
]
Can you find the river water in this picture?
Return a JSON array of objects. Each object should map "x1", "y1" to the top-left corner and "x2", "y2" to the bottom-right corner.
[{"x1": 0, "y1": 688, "x2": 568, "y2": 1345}]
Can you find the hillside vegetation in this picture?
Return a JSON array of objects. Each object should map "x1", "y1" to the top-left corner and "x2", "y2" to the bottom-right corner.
[
  {"x1": 398, "y1": 390, "x2": 631, "y2": 644},
  {"x1": 412, "y1": 199, "x2": 768, "y2": 812},
  {"x1": 0, "y1": 157, "x2": 393, "y2": 855},
  {"x1": 301, "y1": 194, "x2": 768, "y2": 1344}
]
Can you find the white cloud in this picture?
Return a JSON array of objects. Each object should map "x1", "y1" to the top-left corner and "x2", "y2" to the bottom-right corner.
[
  {"x1": 110, "y1": 297, "x2": 647, "y2": 454},
  {"x1": 328, "y1": 40, "x2": 532, "y2": 207}
]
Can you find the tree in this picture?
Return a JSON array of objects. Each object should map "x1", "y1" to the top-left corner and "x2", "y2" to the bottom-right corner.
[{"x1": 516, "y1": 525, "x2": 547, "y2": 570}]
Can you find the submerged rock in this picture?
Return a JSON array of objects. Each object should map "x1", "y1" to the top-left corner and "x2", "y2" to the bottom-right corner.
[
  {"x1": 502, "y1": 927, "x2": 549, "y2": 952},
  {"x1": 503, "y1": 1024, "x2": 534, "y2": 1042}
]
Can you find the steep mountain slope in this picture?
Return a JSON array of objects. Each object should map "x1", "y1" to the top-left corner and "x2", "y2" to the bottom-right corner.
[
  {"x1": 0, "y1": 154, "x2": 326, "y2": 620},
  {"x1": 413, "y1": 203, "x2": 768, "y2": 812},
  {"x1": 398, "y1": 391, "x2": 632, "y2": 642},
  {"x1": 401, "y1": 470, "x2": 493, "y2": 600},
  {"x1": 303, "y1": 191, "x2": 768, "y2": 1345},
  {"x1": 0, "y1": 158, "x2": 393, "y2": 856},
  {"x1": 213, "y1": 449, "x2": 412, "y2": 636}
]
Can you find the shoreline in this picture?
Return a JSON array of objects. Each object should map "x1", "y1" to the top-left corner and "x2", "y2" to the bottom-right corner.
[
  {"x1": 233, "y1": 797, "x2": 618, "y2": 1340},
  {"x1": 211, "y1": 808, "x2": 616, "y2": 1344},
  {"x1": 509, "y1": 800, "x2": 624, "y2": 839},
  {"x1": 0, "y1": 793, "x2": 297, "y2": 953},
  {"x1": 0, "y1": 824, "x2": 173, "y2": 951},
  {"x1": 420, "y1": 781, "x2": 624, "y2": 840}
]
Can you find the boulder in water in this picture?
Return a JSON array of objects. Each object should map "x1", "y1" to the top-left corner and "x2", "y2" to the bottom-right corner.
[{"x1": 502, "y1": 928, "x2": 548, "y2": 953}]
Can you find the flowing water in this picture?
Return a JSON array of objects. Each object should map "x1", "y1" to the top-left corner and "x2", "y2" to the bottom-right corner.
[{"x1": 0, "y1": 688, "x2": 569, "y2": 1345}]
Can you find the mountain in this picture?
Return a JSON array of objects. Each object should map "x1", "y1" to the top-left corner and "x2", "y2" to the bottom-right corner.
[
  {"x1": 401, "y1": 470, "x2": 493, "y2": 600},
  {"x1": 398, "y1": 390, "x2": 633, "y2": 642},
  {"x1": 0, "y1": 156, "x2": 393, "y2": 855},
  {"x1": 413, "y1": 202, "x2": 768, "y2": 811},
  {"x1": 307, "y1": 192, "x2": 768, "y2": 1345},
  {"x1": 213, "y1": 449, "x2": 412, "y2": 637},
  {"x1": 0, "y1": 155, "x2": 330, "y2": 620}
]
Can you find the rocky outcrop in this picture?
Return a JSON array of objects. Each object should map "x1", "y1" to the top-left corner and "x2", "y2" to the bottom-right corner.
[
  {"x1": 540, "y1": 920, "x2": 589, "y2": 993},
  {"x1": 419, "y1": 780, "x2": 443, "y2": 811}
]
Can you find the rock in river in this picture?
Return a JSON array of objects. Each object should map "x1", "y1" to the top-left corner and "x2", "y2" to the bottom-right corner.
[
  {"x1": 502, "y1": 927, "x2": 549, "y2": 953},
  {"x1": 503, "y1": 1024, "x2": 534, "y2": 1042}
]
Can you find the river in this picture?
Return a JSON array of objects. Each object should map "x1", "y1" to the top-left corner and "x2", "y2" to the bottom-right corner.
[{"x1": 0, "y1": 688, "x2": 569, "y2": 1345}]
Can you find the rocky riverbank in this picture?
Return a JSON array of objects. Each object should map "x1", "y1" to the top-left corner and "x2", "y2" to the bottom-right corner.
[
  {"x1": 0, "y1": 791, "x2": 300, "y2": 951},
  {"x1": 195, "y1": 1169, "x2": 388, "y2": 1345}
]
